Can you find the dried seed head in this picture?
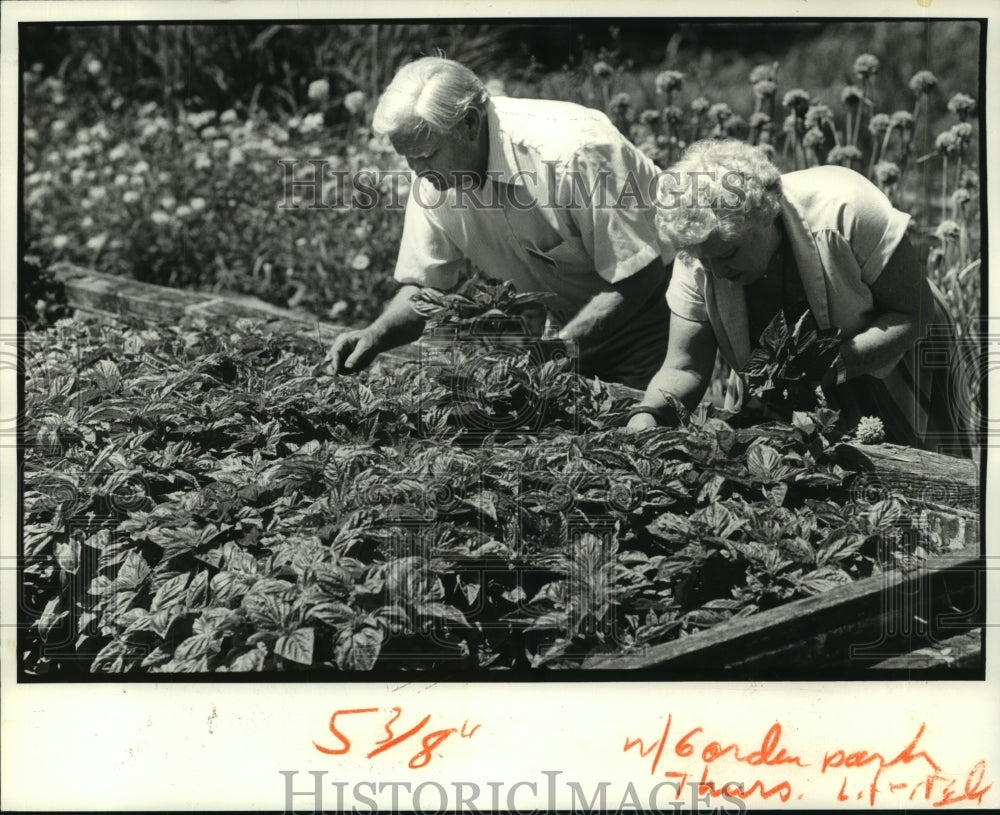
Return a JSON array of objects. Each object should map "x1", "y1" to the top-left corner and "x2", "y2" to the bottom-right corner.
[
  {"x1": 639, "y1": 108, "x2": 661, "y2": 125},
  {"x1": 947, "y1": 93, "x2": 976, "y2": 120},
  {"x1": 748, "y1": 63, "x2": 778, "y2": 84},
  {"x1": 855, "y1": 416, "x2": 885, "y2": 444},
  {"x1": 752, "y1": 79, "x2": 777, "y2": 100},
  {"x1": 890, "y1": 110, "x2": 915, "y2": 131},
  {"x1": 868, "y1": 113, "x2": 891, "y2": 136},
  {"x1": 827, "y1": 145, "x2": 862, "y2": 165},
  {"x1": 782, "y1": 89, "x2": 811, "y2": 116},
  {"x1": 950, "y1": 122, "x2": 974, "y2": 144},
  {"x1": 874, "y1": 160, "x2": 901, "y2": 185},
  {"x1": 853, "y1": 54, "x2": 881, "y2": 80},
  {"x1": 592, "y1": 61, "x2": 614, "y2": 80},
  {"x1": 935, "y1": 130, "x2": 960, "y2": 155},
  {"x1": 690, "y1": 97, "x2": 711, "y2": 114},
  {"x1": 802, "y1": 127, "x2": 827, "y2": 149},
  {"x1": 840, "y1": 85, "x2": 864, "y2": 107},
  {"x1": 908, "y1": 70, "x2": 938, "y2": 95},
  {"x1": 804, "y1": 104, "x2": 834, "y2": 130},
  {"x1": 934, "y1": 220, "x2": 961, "y2": 242},
  {"x1": 655, "y1": 70, "x2": 685, "y2": 94},
  {"x1": 708, "y1": 102, "x2": 733, "y2": 122},
  {"x1": 748, "y1": 111, "x2": 772, "y2": 130}
]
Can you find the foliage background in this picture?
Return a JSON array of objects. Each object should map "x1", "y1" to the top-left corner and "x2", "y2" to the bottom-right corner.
[{"x1": 21, "y1": 20, "x2": 983, "y2": 329}]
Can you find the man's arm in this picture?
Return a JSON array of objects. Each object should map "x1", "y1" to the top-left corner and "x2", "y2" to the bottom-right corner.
[
  {"x1": 327, "y1": 284, "x2": 427, "y2": 373},
  {"x1": 556, "y1": 257, "x2": 667, "y2": 345}
]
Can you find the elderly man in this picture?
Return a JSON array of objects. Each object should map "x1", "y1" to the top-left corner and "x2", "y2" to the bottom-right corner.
[{"x1": 328, "y1": 57, "x2": 674, "y2": 388}]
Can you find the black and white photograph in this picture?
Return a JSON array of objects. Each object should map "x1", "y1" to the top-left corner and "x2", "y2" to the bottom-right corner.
[{"x1": 2, "y1": 1, "x2": 997, "y2": 811}]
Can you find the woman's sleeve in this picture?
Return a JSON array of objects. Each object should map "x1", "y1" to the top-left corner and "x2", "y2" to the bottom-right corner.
[
  {"x1": 835, "y1": 170, "x2": 911, "y2": 285},
  {"x1": 665, "y1": 254, "x2": 710, "y2": 322}
]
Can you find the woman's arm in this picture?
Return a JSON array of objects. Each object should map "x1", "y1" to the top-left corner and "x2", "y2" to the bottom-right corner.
[
  {"x1": 838, "y1": 235, "x2": 932, "y2": 380},
  {"x1": 627, "y1": 312, "x2": 718, "y2": 429}
]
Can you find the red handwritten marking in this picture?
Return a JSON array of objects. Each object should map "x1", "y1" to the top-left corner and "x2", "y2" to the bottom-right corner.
[
  {"x1": 312, "y1": 707, "x2": 478, "y2": 769},
  {"x1": 367, "y1": 712, "x2": 432, "y2": 758},
  {"x1": 624, "y1": 716, "x2": 993, "y2": 808},
  {"x1": 312, "y1": 707, "x2": 379, "y2": 755},
  {"x1": 700, "y1": 723, "x2": 808, "y2": 768},
  {"x1": 460, "y1": 720, "x2": 482, "y2": 739},
  {"x1": 623, "y1": 714, "x2": 672, "y2": 775},
  {"x1": 697, "y1": 766, "x2": 794, "y2": 803}
]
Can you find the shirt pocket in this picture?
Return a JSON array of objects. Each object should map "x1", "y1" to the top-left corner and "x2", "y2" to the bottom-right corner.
[{"x1": 526, "y1": 236, "x2": 592, "y2": 275}]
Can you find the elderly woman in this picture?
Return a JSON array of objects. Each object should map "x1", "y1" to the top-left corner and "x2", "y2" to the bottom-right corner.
[{"x1": 627, "y1": 139, "x2": 973, "y2": 458}]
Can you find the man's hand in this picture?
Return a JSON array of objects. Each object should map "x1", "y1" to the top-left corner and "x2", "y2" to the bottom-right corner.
[{"x1": 326, "y1": 328, "x2": 382, "y2": 374}]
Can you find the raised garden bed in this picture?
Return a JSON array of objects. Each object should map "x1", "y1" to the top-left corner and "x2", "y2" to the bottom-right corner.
[{"x1": 19, "y1": 268, "x2": 983, "y2": 678}]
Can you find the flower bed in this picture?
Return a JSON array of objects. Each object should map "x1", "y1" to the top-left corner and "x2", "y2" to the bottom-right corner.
[{"x1": 22, "y1": 310, "x2": 971, "y2": 676}]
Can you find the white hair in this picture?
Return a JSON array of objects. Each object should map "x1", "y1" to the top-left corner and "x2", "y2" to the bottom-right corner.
[{"x1": 372, "y1": 57, "x2": 489, "y2": 143}]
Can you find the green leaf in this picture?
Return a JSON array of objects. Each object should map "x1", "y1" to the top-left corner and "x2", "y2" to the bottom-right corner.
[
  {"x1": 151, "y1": 573, "x2": 191, "y2": 612},
  {"x1": 746, "y1": 444, "x2": 792, "y2": 483},
  {"x1": 275, "y1": 627, "x2": 314, "y2": 665},
  {"x1": 306, "y1": 601, "x2": 356, "y2": 627},
  {"x1": 174, "y1": 633, "x2": 220, "y2": 662},
  {"x1": 334, "y1": 625, "x2": 384, "y2": 671}
]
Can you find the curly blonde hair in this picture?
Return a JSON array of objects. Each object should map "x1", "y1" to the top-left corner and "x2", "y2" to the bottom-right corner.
[{"x1": 656, "y1": 139, "x2": 783, "y2": 250}]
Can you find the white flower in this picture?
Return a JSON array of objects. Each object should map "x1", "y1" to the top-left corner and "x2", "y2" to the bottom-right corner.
[
  {"x1": 85, "y1": 59, "x2": 102, "y2": 76},
  {"x1": 46, "y1": 150, "x2": 61, "y2": 164},
  {"x1": 113, "y1": 173, "x2": 129, "y2": 187},
  {"x1": 123, "y1": 190, "x2": 140, "y2": 204},
  {"x1": 70, "y1": 168, "x2": 86, "y2": 185},
  {"x1": 88, "y1": 186, "x2": 107, "y2": 201},
  {"x1": 150, "y1": 210, "x2": 171, "y2": 225},
  {"x1": 108, "y1": 143, "x2": 129, "y2": 161},
  {"x1": 24, "y1": 128, "x2": 39, "y2": 142},
  {"x1": 351, "y1": 253, "x2": 371, "y2": 271},
  {"x1": 308, "y1": 79, "x2": 330, "y2": 102},
  {"x1": 189, "y1": 197, "x2": 207, "y2": 212},
  {"x1": 300, "y1": 112, "x2": 324, "y2": 134},
  {"x1": 86, "y1": 233, "x2": 108, "y2": 251},
  {"x1": 89, "y1": 122, "x2": 110, "y2": 140},
  {"x1": 160, "y1": 195, "x2": 176, "y2": 210},
  {"x1": 81, "y1": 216, "x2": 94, "y2": 229},
  {"x1": 288, "y1": 116, "x2": 302, "y2": 130},
  {"x1": 228, "y1": 147, "x2": 245, "y2": 166},
  {"x1": 75, "y1": 129, "x2": 90, "y2": 144},
  {"x1": 138, "y1": 101, "x2": 158, "y2": 117},
  {"x1": 131, "y1": 160, "x2": 150, "y2": 174},
  {"x1": 51, "y1": 119, "x2": 67, "y2": 135},
  {"x1": 187, "y1": 110, "x2": 217, "y2": 129},
  {"x1": 52, "y1": 235, "x2": 69, "y2": 250},
  {"x1": 202, "y1": 126, "x2": 220, "y2": 140},
  {"x1": 343, "y1": 90, "x2": 366, "y2": 115},
  {"x1": 220, "y1": 109, "x2": 238, "y2": 124},
  {"x1": 295, "y1": 237, "x2": 308, "y2": 247},
  {"x1": 157, "y1": 171, "x2": 171, "y2": 184},
  {"x1": 194, "y1": 152, "x2": 212, "y2": 170},
  {"x1": 212, "y1": 137, "x2": 229, "y2": 151},
  {"x1": 175, "y1": 204, "x2": 192, "y2": 218}
]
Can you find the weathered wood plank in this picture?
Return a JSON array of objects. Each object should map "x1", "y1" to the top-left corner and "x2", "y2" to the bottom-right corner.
[{"x1": 587, "y1": 547, "x2": 983, "y2": 672}]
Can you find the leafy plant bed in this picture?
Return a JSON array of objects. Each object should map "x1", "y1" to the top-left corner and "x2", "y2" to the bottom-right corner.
[{"x1": 20, "y1": 311, "x2": 979, "y2": 676}]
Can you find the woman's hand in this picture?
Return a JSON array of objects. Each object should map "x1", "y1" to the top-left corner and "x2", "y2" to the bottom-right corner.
[{"x1": 626, "y1": 410, "x2": 660, "y2": 432}]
